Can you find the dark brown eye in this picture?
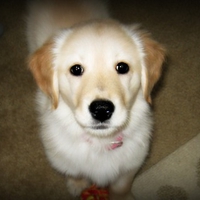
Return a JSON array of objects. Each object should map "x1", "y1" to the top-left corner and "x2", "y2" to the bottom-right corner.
[
  {"x1": 70, "y1": 64, "x2": 84, "y2": 76},
  {"x1": 116, "y1": 62, "x2": 129, "y2": 74}
]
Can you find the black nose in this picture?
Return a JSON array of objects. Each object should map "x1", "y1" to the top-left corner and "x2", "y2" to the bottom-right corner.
[{"x1": 89, "y1": 100, "x2": 115, "y2": 122}]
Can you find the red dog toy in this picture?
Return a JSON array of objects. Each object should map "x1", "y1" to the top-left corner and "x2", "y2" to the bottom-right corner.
[{"x1": 81, "y1": 185, "x2": 109, "y2": 200}]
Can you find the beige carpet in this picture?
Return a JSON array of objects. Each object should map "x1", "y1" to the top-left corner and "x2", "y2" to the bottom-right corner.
[
  {"x1": 132, "y1": 133, "x2": 200, "y2": 200},
  {"x1": 0, "y1": 0, "x2": 200, "y2": 199}
]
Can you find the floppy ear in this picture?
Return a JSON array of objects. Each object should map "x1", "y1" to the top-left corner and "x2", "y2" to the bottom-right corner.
[
  {"x1": 140, "y1": 32, "x2": 165, "y2": 104},
  {"x1": 28, "y1": 41, "x2": 59, "y2": 109}
]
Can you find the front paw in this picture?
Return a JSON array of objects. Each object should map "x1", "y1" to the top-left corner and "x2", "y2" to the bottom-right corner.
[{"x1": 66, "y1": 176, "x2": 91, "y2": 196}]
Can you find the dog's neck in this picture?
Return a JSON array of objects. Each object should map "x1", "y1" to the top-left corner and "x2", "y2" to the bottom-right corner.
[{"x1": 83, "y1": 133, "x2": 123, "y2": 151}]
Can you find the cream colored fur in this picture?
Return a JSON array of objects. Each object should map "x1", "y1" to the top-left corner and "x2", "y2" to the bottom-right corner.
[{"x1": 27, "y1": 1, "x2": 165, "y2": 199}]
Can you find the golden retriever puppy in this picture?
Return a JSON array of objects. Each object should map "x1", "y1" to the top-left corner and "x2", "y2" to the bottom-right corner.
[{"x1": 27, "y1": 0, "x2": 165, "y2": 199}]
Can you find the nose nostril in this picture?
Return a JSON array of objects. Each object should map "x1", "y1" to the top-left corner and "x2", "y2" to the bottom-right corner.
[{"x1": 89, "y1": 100, "x2": 115, "y2": 122}]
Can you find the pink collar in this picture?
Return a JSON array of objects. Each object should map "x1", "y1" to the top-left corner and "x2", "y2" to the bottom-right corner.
[
  {"x1": 83, "y1": 133, "x2": 124, "y2": 151},
  {"x1": 108, "y1": 134, "x2": 123, "y2": 150}
]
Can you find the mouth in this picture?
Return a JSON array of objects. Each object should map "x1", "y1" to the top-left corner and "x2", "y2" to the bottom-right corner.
[
  {"x1": 91, "y1": 124, "x2": 110, "y2": 130},
  {"x1": 85, "y1": 123, "x2": 120, "y2": 137}
]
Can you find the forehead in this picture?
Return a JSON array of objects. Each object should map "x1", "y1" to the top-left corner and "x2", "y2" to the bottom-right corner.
[{"x1": 57, "y1": 21, "x2": 141, "y2": 65}]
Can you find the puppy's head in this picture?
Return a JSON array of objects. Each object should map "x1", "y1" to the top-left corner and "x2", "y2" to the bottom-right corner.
[{"x1": 29, "y1": 20, "x2": 165, "y2": 136}]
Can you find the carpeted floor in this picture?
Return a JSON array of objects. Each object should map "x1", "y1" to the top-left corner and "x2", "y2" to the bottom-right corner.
[
  {"x1": 0, "y1": 0, "x2": 199, "y2": 199},
  {"x1": 132, "y1": 133, "x2": 200, "y2": 200}
]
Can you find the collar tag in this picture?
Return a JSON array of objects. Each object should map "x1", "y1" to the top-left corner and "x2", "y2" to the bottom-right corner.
[{"x1": 108, "y1": 134, "x2": 123, "y2": 150}]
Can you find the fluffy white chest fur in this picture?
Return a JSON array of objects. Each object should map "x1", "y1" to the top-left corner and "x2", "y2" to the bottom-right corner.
[{"x1": 37, "y1": 90, "x2": 152, "y2": 187}]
